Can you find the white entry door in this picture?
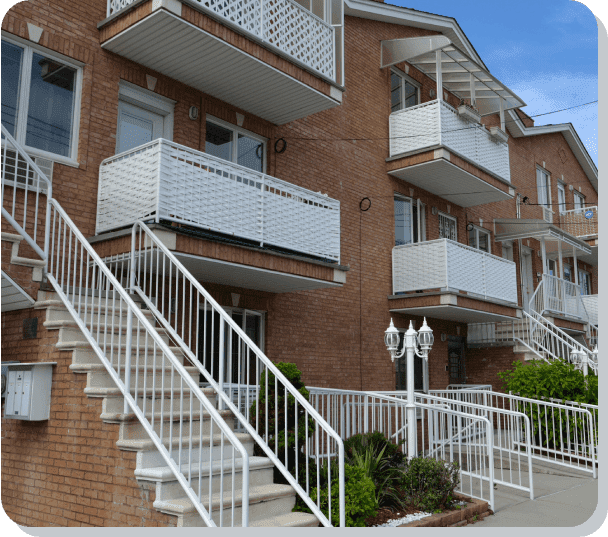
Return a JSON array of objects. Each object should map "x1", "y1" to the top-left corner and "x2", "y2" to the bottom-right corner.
[
  {"x1": 521, "y1": 247, "x2": 534, "y2": 313},
  {"x1": 116, "y1": 101, "x2": 164, "y2": 154}
]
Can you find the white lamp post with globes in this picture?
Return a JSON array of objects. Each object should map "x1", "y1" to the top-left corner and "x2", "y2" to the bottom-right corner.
[{"x1": 384, "y1": 317, "x2": 434, "y2": 459}]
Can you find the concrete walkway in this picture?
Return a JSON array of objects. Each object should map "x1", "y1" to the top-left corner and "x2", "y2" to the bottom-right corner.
[{"x1": 473, "y1": 461, "x2": 598, "y2": 527}]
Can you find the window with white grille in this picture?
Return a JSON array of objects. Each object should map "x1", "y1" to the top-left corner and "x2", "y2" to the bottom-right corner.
[
  {"x1": 557, "y1": 182, "x2": 566, "y2": 214},
  {"x1": 439, "y1": 213, "x2": 457, "y2": 241},
  {"x1": 573, "y1": 191, "x2": 585, "y2": 211}
]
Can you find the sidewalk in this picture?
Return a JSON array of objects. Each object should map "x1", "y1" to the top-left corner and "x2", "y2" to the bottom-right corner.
[{"x1": 474, "y1": 463, "x2": 598, "y2": 527}]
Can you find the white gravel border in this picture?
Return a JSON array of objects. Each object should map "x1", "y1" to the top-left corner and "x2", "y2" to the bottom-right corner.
[{"x1": 372, "y1": 501, "x2": 469, "y2": 527}]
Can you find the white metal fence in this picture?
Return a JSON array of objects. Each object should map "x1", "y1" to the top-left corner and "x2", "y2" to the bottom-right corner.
[
  {"x1": 432, "y1": 390, "x2": 597, "y2": 477},
  {"x1": 539, "y1": 273, "x2": 585, "y2": 319},
  {"x1": 104, "y1": 222, "x2": 345, "y2": 526},
  {"x1": 107, "y1": 0, "x2": 335, "y2": 80},
  {"x1": 1, "y1": 124, "x2": 52, "y2": 261},
  {"x1": 389, "y1": 99, "x2": 511, "y2": 181},
  {"x1": 96, "y1": 139, "x2": 341, "y2": 261},
  {"x1": 46, "y1": 200, "x2": 251, "y2": 527},
  {"x1": 559, "y1": 206, "x2": 598, "y2": 238},
  {"x1": 308, "y1": 387, "x2": 496, "y2": 510},
  {"x1": 392, "y1": 238, "x2": 518, "y2": 303}
]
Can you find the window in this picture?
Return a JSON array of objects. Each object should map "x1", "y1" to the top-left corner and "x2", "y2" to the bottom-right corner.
[
  {"x1": 468, "y1": 226, "x2": 491, "y2": 253},
  {"x1": 578, "y1": 270, "x2": 591, "y2": 295},
  {"x1": 116, "y1": 81, "x2": 175, "y2": 154},
  {"x1": 205, "y1": 117, "x2": 266, "y2": 173},
  {"x1": 1, "y1": 37, "x2": 82, "y2": 164},
  {"x1": 557, "y1": 183, "x2": 566, "y2": 214},
  {"x1": 390, "y1": 69, "x2": 419, "y2": 113},
  {"x1": 563, "y1": 264, "x2": 572, "y2": 283},
  {"x1": 438, "y1": 213, "x2": 457, "y2": 241},
  {"x1": 573, "y1": 191, "x2": 585, "y2": 211},
  {"x1": 394, "y1": 195, "x2": 426, "y2": 246},
  {"x1": 536, "y1": 168, "x2": 551, "y2": 208}
]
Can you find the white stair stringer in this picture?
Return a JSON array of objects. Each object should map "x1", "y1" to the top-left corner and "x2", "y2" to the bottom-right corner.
[{"x1": 35, "y1": 291, "x2": 319, "y2": 528}]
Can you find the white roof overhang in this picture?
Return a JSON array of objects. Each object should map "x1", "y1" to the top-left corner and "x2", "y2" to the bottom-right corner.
[
  {"x1": 380, "y1": 36, "x2": 526, "y2": 117},
  {"x1": 1, "y1": 270, "x2": 35, "y2": 312},
  {"x1": 506, "y1": 110, "x2": 598, "y2": 192},
  {"x1": 494, "y1": 219, "x2": 592, "y2": 257},
  {"x1": 389, "y1": 304, "x2": 518, "y2": 323}
]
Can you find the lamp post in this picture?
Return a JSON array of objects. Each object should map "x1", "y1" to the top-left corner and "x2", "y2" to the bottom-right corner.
[
  {"x1": 571, "y1": 347, "x2": 588, "y2": 377},
  {"x1": 384, "y1": 318, "x2": 434, "y2": 459}
]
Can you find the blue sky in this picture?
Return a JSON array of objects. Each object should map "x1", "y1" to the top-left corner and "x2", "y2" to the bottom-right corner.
[{"x1": 388, "y1": 0, "x2": 599, "y2": 164}]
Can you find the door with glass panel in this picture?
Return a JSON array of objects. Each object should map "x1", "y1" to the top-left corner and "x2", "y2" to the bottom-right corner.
[
  {"x1": 394, "y1": 195, "x2": 426, "y2": 246},
  {"x1": 116, "y1": 101, "x2": 164, "y2": 154},
  {"x1": 521, "y1": 247, "x2": 534, "y2": 313}
]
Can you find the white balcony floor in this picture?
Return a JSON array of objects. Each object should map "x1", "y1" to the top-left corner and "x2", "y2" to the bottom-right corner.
[{"x1": 101, "y1": 10, "x2": 340, "y2": 125}]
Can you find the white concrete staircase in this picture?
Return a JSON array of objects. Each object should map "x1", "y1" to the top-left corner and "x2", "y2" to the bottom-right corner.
[
  {"x1": 35, "y1": 290, "x2": 319, "y2": 528},
  {"x1": 2, "y1": 231, "x2": 46, "y2": 282}
]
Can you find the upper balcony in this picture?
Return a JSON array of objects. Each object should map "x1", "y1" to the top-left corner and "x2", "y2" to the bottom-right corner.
[
  {"x1": 96, "y1": 138, "x2": 341, "y2": 263},
  {"x1": 382, "y1": 36, "x2": 525, "y2": 207},
  {"x1": 389, "y1": 239, "x2": 519, "y2": 323},
  {"x1": 559, "y1": 206, "x2": 598, "y2": 239},
  {"x1": 99, "y1": 0, "x2": 344, "y2": 124}
]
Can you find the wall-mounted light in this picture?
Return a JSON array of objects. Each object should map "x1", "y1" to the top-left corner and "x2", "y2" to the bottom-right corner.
[
  {"x1": 441, "y1": 333, "x2": 447, "y2": 342},
  {"x1": 189, "y1": 106, "x2": 199, "y2": 121},
  {"x1": 430, "y1": 89, "x2": 436, "y2": 98},
  {"x1": 431, "y1": 206, "x2": 438, "y2": 215}
]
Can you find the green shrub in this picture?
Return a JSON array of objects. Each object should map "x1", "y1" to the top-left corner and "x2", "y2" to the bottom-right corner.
[
  {"x1": 498, "y1": 360, "x2": 598, "y2": 449},
  {"x1": 399, "y1": 457, "x2": 460, "y2": 512},
  {"x1": 298, "y1": 464, "x2": 378, "y2": 527},
  {"x1": 250, "y1": 362, "x2": 313, "y2": 482}
]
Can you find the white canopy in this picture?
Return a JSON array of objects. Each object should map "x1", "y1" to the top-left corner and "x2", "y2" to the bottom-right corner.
[{"x1": 381, "y1": 36, "x2": 526, "y2": 116}]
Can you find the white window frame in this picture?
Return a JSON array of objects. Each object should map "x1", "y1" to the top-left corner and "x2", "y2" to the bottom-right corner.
[
  {"x1": 206, "y1": 115, "x2": 267, "y2": 173},
  {"x1": 557, "y1": 182, "x2": 566, "y2": 214},
  {"x1": 2, "y1": 32, "x2": 83, "y2": 167},
  {"x1": 394, "y1": 193, "x2": 426, "y2": 245},
  {"x1": 536, "y1": 167, "x2": 551, "y2": 208},
  {"x1": 390, "y1": 68, "x2": 420, "y2": 113},
  {"x1": 573, "y1": 191, "x2": 585, "y2": 212},
  {"x1": 468, "y1": 225, "x2": 491, "y2": 253},
  {"x1": 502, "y1": 240, "x2": 514, "y2": 261},
  {"x1": 578, "y1": 269, "x2": 591, "y2": 295},
  {"x1": 438, "y1": 212, "x2": 457, "y2": 241}
]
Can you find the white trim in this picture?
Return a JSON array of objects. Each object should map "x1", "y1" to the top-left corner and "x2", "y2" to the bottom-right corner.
[
  {"x1": 2, "y1": 34, "x2": 83, "y2": 164},
  {"x1": 205, "y1": 115, "x2": 267, "y2": 174},
  {"x1": 390, "y1": 67, "x2": 420, "y2": 112},
  {"x1": 468, "y1": 225, "x2": 491, "y2": 253}
]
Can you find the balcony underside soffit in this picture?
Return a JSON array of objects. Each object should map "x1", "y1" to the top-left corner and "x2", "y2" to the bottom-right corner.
[
  {"x1": 101, "y1": 10, "x2": 340, "y2": 125},
  {"x1": 380, "y1": 36, "x2": 526, "y2": 116},
  {"x1": 388, "y1": 158, "x2": 513, "y2": 207},
  {"x1": 493, "y1": 219, "x2": 592, "y2": 258},
  {"x1": 389, "y1": 304, "x2": 518, "y2": 324}
]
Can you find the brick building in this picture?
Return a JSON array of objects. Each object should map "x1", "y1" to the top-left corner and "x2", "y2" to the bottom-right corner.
[{"x1": 1, "y1": 0, "x2": 598, "y2": 527}]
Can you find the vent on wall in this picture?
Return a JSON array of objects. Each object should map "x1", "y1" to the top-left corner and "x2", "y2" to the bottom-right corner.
[{"x1": 1, "y1": 149, "x2": 53, "y2": 192}]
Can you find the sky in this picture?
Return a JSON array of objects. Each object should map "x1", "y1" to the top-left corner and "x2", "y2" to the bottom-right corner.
[{"x1": 388, "y1": 0, "x2": 600, "y2": 165}]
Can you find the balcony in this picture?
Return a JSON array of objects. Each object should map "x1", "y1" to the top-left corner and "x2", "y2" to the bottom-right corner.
[
  {"x1": 559, "y1": 207, "x2": 598, "y2": 239},
  {"x1": 96, "y1": 139, "x2": 341, "y2": 263},
  {"x1": 389, "y1": 100, "x2": 512, "y2": 207},
  {"x1": 581, "y1": 295, "x2": 598, "y2": 326},
  {"x1": 390, "y1": 239, "x2": 519, "y2": 323},
  {"x1": 100, "y1": 0, "x2": 343, "y2": 124}
]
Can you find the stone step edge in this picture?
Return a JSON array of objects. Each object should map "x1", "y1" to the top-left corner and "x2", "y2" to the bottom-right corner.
[
  {"x1": 153, "y1": 483, "x2": 295, "y2": 515},
  {"x1": 100, "y1": 407, "x2": 232, "y2": 424},
  {"x1": 135, "y1": 456, "x2": 273, "y2": 482},
  {"x1": 69, "y1": 363, "x2": 199, "y2": 374},
  {"x1": 43, "y1": 319, "x2": 170, "y2": 335},
  {"x1": 116, "y1": 431, "x2": 253, "y2": 453},
  {"x1": 249, "y1": 512, "x2": 320, "y2": 528}
]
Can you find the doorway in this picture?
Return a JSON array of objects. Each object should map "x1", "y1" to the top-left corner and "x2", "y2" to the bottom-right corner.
[
  {"x1": 521, "y1": 247, "x2": 534, "y2": 313},
  {"x1": 448, "y1": 335, "x2": 466, "y2": 385}
]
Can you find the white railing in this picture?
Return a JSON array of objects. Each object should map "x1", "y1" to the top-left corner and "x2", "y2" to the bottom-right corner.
[
  {"x1": 307, "y1": 387, "x2": 496, "y2": 510},
  {"x1": 1, "y1": 124, "x2": 52, "y2": 261},
  {"x1": 105, "y1": 222, "x2": 345, "y2": 527},
  {"x1": 467, "y1": 321, "x2": 516, "y2": 347},
  {"x1": 392, "y1": 239, "x2": 518, "y2": 304},
  {"x1": 46, "y1": 200, "x2": 251, "y2": 527},
  {"x1": 107, "y1": 0, "x2": 335, "y2": 80},
  {"x1": 559, "y1": 206, "x2": 598, "y2": 238},
  {"x1": 539, "y1": 274, "x2": 585, "y2": 319},
  {"x1": 433, "y1": 390, "x2": 597, "y2": 477},
  {"x1": 389, "y1": 100, "x2": 511, "y2": 182},
  {"x1": 96, "y1": 139, "x2": 341, "y2": 262},
  {"x1": 581, "y1": 295, "x2": 598, "y2": 326}
]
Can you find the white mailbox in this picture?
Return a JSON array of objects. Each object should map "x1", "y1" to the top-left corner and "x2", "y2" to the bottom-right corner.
[{"x1": 4, "y1": 363, "x2": 56, "y2": 421}]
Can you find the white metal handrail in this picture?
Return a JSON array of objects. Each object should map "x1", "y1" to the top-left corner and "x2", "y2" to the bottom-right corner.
[
  {"x1": 434, "y1": 390, "x2": 597, "y2": 477},
  {"x1": 108, "y1": 221, "x2": 345, "y2": 527},
  {"x1": 96, "y1": 138, "x2": 341, "y2": 262},
  {"x1": 46, "y1": 200, "x2": 250, "y2": 527},
  {"x1": 107, "y1": 0, "x2": 335, "y2": 79},
  {"x1": 392, "y1": 238, "x2": 518, "y2": 303},
  {"x1": 389, "y1": 99, "x2": 511, "y2": 181},
  {"x1": 1, "y1": 124, "x2": 52, "y2": 261},
  {"x1": 559, "y1": 206, "x2": 598, "y2": 238},
  {"x1": 307, "y1": 386, "x2": 496, "y2": 510}
]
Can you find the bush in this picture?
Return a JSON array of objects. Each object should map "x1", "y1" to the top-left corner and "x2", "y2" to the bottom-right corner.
[
  {"x1": 399, "y1": 457, "x2": 460, "y2": 512},
  {"x1": 298, "y1": 464, "x2": 378, "y2": 527},
  {"x1": 250, "y1": 362, "x2": 313, "y2": 482}
]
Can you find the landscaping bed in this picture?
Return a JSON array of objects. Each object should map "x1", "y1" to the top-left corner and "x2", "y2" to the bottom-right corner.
[{"x1": 398, "y1": 495, "x2": 492, "y2": 527}]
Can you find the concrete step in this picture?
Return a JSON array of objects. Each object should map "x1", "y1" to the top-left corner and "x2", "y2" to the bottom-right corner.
[
  {"x1": 67, "y1": 345, "x2": 187, "y2": 367},
  {"x1": 51, "y1": 324, "x2": 171, "y2": 348},
  {"x1": 154, "y1": 483, "x2": 296, "y2": 527},
  {"x1": 83, "y1": 364, "x2": 199, "y2": 391},
  {"x1": 250, "y1": 512, "x2": 320, "y2": 528},
  {"x1": 136, "y1": 456, "x2": 275, "y2": 501},
  {"x1": 100, "y1": 387, "x2": 216, "y2": 415},
  {"x1": 43, "y1": 302, "x2": 156, "y2": 326},
  {"x1": 123, "y1": 433, "x2": 255, "y2": 470}
]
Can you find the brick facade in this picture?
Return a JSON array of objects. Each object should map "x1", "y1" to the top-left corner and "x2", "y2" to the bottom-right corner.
[{"x1": 1, "y1": 0, "x2": 597, "y2": 527}]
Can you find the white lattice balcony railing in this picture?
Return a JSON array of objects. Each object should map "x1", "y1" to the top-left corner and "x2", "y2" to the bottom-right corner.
[
  {"x1": 96, "y1": 139, "x2": 341, "y2": 262},
  {"x1": 389, "y1": 100, "x2": 511, "y2": 182},
  {"x1": 559, "y1": 206, "x2": 598, "y2": 238},
  {"x1": 539, "y1": 274, "x2": 585, "y2": 319},
  {"x1": 581, "y1": 294, "x2": 598, "y2": 326},
  {"x1": 392, "y1": 239, "x2": 518, "y2": 304},
  {"x1": 107, "y1": 0, "x2": 335, "y2": 80}
]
